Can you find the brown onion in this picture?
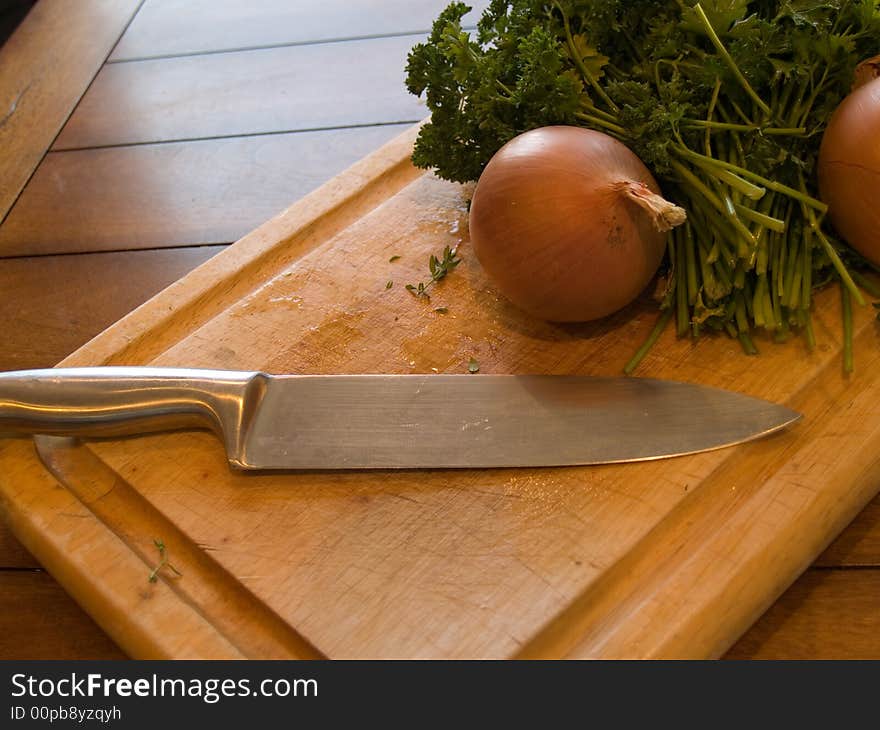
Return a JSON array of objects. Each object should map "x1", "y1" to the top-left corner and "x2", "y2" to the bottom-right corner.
[
  {"x1": 818, "y1": 57, "x2": 880, "y2": 266},
  {"x1": 468, "y1": 126, "x2": 685, "y2": 322}
]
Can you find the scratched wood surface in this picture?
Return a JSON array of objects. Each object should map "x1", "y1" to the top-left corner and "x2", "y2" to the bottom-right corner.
[
  {"x1": 3, "y1": 125, "x2": 880, "y2": 658},
  {"x1": 1, "y1": 0, "x2": 880, "y2": 660}
]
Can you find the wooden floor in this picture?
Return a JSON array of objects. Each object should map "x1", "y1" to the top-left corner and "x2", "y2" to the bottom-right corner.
[{"x1": 1, "y1": 0, "x2": 879, "y2": 659}]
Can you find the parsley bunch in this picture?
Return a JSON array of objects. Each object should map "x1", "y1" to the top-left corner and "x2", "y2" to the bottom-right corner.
[{"x1": 406, "y1": 0, "x2": 880, "y2": 371}]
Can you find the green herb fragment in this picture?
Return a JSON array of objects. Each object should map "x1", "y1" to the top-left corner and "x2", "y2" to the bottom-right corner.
[
  {"x1": 468, "y1": 357, "x2": 480, "y2": 373},
  {"x1": 406, "y1": 245, "x2": 461, "y2": 299},
  {"x1": 406, "y1": 0, "x2": 880, "y2": 371},
  {"x1": 389, "y1": 255, "x2": 401, "y2": 262},
  {"x1": 434, "y1": 306, "x2": 449, "y2": 314},
  {"x1": 386, "y1": 281, "x2": 394, "y2": 289},
  {"x1": 148, "y1": 538, "x2": 182, "y2": 584}
]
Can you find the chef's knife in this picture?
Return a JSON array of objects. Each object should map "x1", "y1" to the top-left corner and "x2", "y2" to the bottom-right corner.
[{"x1": 0, "y1": 368, "x2": 799, "y2": 470}]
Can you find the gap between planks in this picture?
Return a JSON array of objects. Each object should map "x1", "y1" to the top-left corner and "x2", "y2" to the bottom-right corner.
[
  {"x1": 105, "y1": 27, "x2": 483, "y2": 65},
  {"x1": 107, "y1": 0, "x2": 490, "y2": 62}
]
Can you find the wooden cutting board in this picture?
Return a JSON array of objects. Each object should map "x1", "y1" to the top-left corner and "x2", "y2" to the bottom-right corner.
[{"x1": 2, "y1": 124, "x2": 880, "y2": 659}]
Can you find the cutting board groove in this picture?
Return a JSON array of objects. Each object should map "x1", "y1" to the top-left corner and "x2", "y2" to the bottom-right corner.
[
  {"x1": 1, "y1": 123, "x2": 879, "y2": 659},
  {"x1": 35, "y1": 436, "x2": 322, "y2": 659}
]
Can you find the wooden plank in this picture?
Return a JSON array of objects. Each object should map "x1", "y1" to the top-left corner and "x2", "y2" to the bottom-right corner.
[
  {"x1": 725, "y1": 568, "x2": 880, "y2": 659},
  {"x1": 0, "y1": 0, "x2": 142, "y2": 224},
  {"x1": 815, "y1": 495, "x2": 880, "y2": 567},
  {"x1": 0, "y1": 246, "x2": 224, "y2": 370},
  {"x1": 0, "y1": 124, "x2": 877, "y2": 658},
  {"x1": 0, "y1": 571, "x2": 126, "y2": 659},
  {"x1": 55, "y1": 35, "x2": 425, "y2": 150},
  {"x1": 0, "y1": 124, "x2": 409, "y2": 256},
  {"x1": 0, "y1": 524, "x2": 37, "y2": 568},
  {"x1": 110, "y1": 0, "x2": 489, "y2": 61}
]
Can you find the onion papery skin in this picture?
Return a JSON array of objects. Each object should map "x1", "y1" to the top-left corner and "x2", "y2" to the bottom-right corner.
[
  {"x1": 469, "y1": 126, "x2": 671, "y2": 322},
  {"x1": 818, "y1": 75, "x2": 880, "y2": 266}
]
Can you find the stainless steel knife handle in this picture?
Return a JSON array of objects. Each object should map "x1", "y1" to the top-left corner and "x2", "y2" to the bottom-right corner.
[{"x1": 0, "y1": 367, "x2": 268, "y2": 457}]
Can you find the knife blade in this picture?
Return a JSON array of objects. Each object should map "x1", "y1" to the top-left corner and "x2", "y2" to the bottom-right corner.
[{"x1": 0, "y1": 367, "x2": 799, "y2": 470}]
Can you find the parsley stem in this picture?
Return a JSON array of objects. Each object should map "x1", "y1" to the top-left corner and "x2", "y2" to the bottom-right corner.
[
  {"x1": 729, "y1": 97, "x2": 755, "y2": 127},
  {"x1": 148, "y1": 539, "x2": 181, "y2": 583},
  {"x1": 738, "y1": 331, "x2": 759, "y2": 355},
  {"x1": 674, "y1": 145, "x2": 827, "y2": 212},
  {"x1": 785, "y1": 74, "x2": 811, "y2": 128},
  {"x1": 776, "y1": 76, "x2": 796, "y2": 119},
  {"x1": 670, "y1": 160, "x2": 756, "y2": 246},
  {"x1": 676, "y1": 229, "x2": 689, "y2": 335},
  {"x1": 579, "y1": 102, "x2": 618, "y2": 123},
  {"x1": 763, "y1": 282, "x2": 777, "y2": 329},
  {"x1": 783, "y1": 238, "x2": 803, "y2": 309},
  {"x1": 850, "y1": 270, "x2": 880, "y2": 299},
  {"x1": 693, "y1": 3, "x2": 771, "y2": 117},
  {"x1": 804, "y1": 316, "x2": 816, "y2": 351},
  {"x1": 801, "y1": 228, "x2": 813, "y2": 310},
  {"x1": 712, "y1": 167, "x2": 765, "y2": 200},
  {"x1": 797, "y1": 66, "x2": 830, "y2": 129},
  {"x1": 624, "y1": 308, "x2": 673, "y2": 375},
  {"x1": 753, "y1": 274, "x2": 767, "y2": 327},
  {"x1": 685, "y1": 224, "x2": 699, "y2": 306},
  {"x1": 842, "y1": 284, "x2": 854, "y2": 373},
  {"x1": 573, "y1": 112, "x2": 627, "y2": 137},
  {"x1": 682, "y1": 119, "x2": 806, "y2": 135},
  {"x1": 812, "y1": 224, "x2": 866, "y2": 306},
  {"x1": 705, "y1": 77, "x2": 722, "y2": 156},
  {"x1": 732, "y1": 203, "x2": 786, "y2": 232},
  {"x1": 557, "y1": 3, "x2": 619, "y2": 113},
  {"x1": 797, "y1": 172, "x2": 865, "y2": 306}
]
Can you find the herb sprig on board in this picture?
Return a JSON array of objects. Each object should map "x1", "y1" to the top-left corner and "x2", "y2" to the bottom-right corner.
[
  {"x1": 406, "y1": 0, "x2": 880, "y2": 371},
  {"x1": 148, "y1": 539, "x2": 182, "y2": 583},
  {"x1": 406, "y1": 245, "x2": 462, "y2": 298}
]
